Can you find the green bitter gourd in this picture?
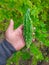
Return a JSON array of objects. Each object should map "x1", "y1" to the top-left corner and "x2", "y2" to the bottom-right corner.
[{"x1": 23, "y1": 9, "x2": 33, "y2": 48}]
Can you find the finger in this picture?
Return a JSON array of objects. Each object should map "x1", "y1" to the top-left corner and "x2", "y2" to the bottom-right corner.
[
  {"x1": 8, "y1": 19, "x2": 14, "y2": 31},
  {"x1": 32, "y1": 39, "x2": 36, "y2": 42},
  {"x1": 15, "y1": 25, "x2": 23, "y2": 35},
  {"x1": 18, "y1": 24, "x2": 23, "y2": 30},
  {"x1": 15, "y1": 24, "x2": 23, "y2": 31}
]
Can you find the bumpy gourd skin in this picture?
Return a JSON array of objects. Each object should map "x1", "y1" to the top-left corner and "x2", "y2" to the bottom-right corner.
[{"x1": 23, "y1": 9, "x2": 33, "y2": 48}]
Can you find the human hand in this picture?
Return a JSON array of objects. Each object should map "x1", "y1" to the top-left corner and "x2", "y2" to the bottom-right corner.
[{"x1": 5, "y1": 19, "x2": 25, "y2": 51}]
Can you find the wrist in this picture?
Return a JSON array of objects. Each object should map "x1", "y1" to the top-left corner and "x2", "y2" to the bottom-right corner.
[{"x1": 3, "y1": 39, "x2": 16, "y2": 53}]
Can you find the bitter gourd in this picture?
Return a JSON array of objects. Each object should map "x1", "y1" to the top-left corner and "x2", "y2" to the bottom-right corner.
[{"x1": 23, "y1": 9, "x2": 33, "y2": 48}]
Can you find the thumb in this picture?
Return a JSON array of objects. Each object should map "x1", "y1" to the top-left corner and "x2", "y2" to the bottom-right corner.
[{"x1": 8, "y1": 19, "x2": 14, "y2": 31}]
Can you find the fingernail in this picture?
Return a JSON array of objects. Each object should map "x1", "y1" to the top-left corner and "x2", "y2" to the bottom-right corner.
[{"x1": 10, "y1": 19, "x2": 13, "y2": 22}]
